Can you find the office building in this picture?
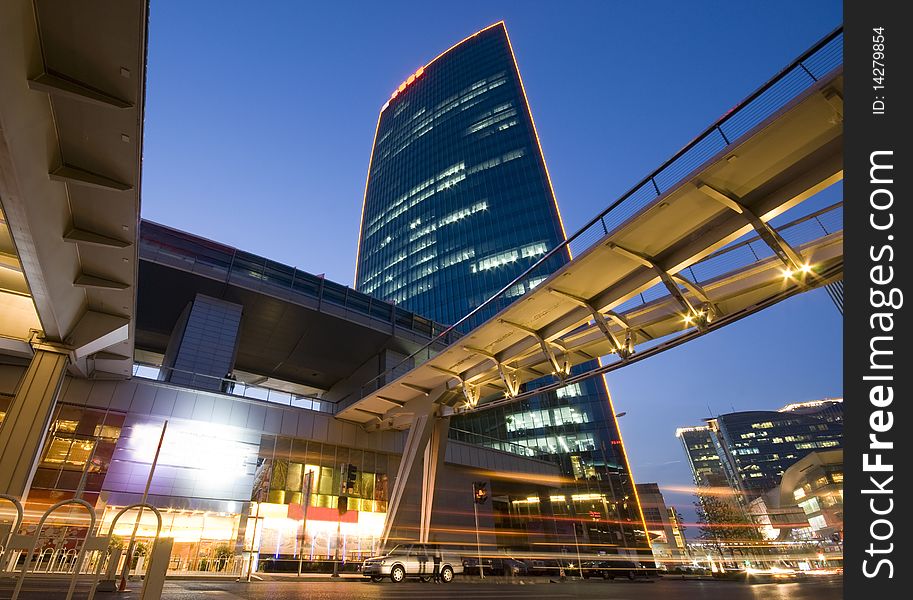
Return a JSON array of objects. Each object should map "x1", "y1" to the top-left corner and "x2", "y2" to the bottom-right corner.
[
  {"x1": 635, "y1": 483, "x2": 687, "y2": 566},
  {"x1": 675, "y1": 425, "x2": 729, "y2": 489},
  {"x1": 355, "y1": 22, "x2": 567, "y2": 327},
  {"x1": 677, "y1": 399, "x2": 843, "y2": 502},
  {"x1": 781, "y1": 449, "x2": 843, "y2": 540},
  {"x1": 354, "y1": 22, "x2": 648, "y2": 554}
]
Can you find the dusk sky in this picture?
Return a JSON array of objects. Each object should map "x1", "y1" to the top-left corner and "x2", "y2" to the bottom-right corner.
[{"x1": 141, "y1": 1, "x2": 843, "y2": 529}]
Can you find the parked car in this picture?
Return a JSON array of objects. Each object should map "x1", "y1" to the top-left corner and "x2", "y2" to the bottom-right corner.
[
  {"x1": 362, "y1": 544, "x2": 464, "y2": 583},
  {"x1": 581, "y1": 558, "x2": 638, "y2": 580},
  {"x1": 462, "y1": 556, "x2": 528, "y2": 576},
  {"x1": 526, "y1": 558, "x2": 581, "y2": 577}
]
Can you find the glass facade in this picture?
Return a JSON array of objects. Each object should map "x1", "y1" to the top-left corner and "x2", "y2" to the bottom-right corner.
[
  {"x1": 676, "y1": 425, "x2": 729, "y2": 488},
  {"x1": 355, "y1": 22, "x2": 647, "y2": 554},
  {"x1": 355, "y1": 22, "x2": 567, "y2": 326},
  {"x1": 707, "y1": 400, "x2": 843, "y2": 499}
]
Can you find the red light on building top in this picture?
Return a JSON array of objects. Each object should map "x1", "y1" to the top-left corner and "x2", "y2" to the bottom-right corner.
[{"x1": 389, "y1": 66, "x2": 426, "y2": 101}]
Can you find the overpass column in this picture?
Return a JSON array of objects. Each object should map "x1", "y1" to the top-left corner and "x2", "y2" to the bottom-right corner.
[
  {"x1": 380, "y1": 413, "x2": 451, "y2": 548},
  {"x1": 420, "y1": 417, "x2": 450, "y2": 544},
  {"x1": 0, "y1": 346, "x2": 68, "y2": 499}
]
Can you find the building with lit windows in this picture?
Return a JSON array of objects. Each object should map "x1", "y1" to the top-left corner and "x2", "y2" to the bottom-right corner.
[
  {"x1": 355, "y1": 22, "x2": 567, "y2": 325},
  {"x1": 780, "y1": 449, "x2": 843, "y2": 540},
  {"x1": 0, "y1": 218, "x2": 568, "y2": 573},
  {"x1": 354, "y1": 22, "x2": 648, "y2": 556},
  {"x1": 675, "y1": 425, "x2": 729, "y2": 489},
  {"x1": 677, "y1": 399, "x2": 843, "y2": 502}
]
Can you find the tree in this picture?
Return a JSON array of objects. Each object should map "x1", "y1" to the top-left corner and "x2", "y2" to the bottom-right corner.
[{"x1": 694, "y1": 493, "x2": 762, "y2": 562}]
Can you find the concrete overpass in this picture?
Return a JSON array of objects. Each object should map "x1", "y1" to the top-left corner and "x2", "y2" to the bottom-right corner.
[
  {"x1": 135, "y1": 220, "x2": 456, "y2": 404},
  {"x1": 0, "y1": 0, "x2": 147, "y2": 498}
]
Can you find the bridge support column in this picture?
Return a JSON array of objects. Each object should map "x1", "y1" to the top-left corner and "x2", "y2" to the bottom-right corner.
[
  {"x1": 0, "y1": 347, "x2": 68, "y2": 499},
  {"x1": 420, "y1": 417, "x2": 449, "y2": 544},
  {"x1": 380, "y1": 411, "x2": 450, "y2": 548}
]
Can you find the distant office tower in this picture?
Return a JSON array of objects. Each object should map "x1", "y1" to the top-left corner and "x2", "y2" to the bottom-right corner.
[
  {"x1": 355, "y1": 22, "x2": 648, "y2": 554},
  {"x1": 636, "y1": 483, "x2": 687, "y2": 565},
  {"x1": 675, "y1": 425, "x2": 729, "y2": 489},
  {"x1": 678, "y1": 399, "x2": 843, "y2": 500}
]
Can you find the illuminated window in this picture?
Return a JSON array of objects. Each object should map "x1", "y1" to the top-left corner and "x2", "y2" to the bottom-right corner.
[
  {"x1": 54, "y1": 420, "x2": 79, "y2": 434},
  {"x1": 41, "y1": 436, "x2": 96, "y2": 467},
  {"x1": 556, "y1": 383, "x2": 583, "y2": 398},
  {"x1": 798, "y1": 497, "x2": 821, "y2": 515},
  {"x1": 808, "y1": 515, "x2": 827, "y2": 531},
  {"x1": 94, "y1": 424, "x2": 121, "y2": 439}
]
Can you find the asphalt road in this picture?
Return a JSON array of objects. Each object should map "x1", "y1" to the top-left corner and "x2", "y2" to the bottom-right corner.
[{"x1": 0, "y1": 576, "x2": 843, "y2": 600}]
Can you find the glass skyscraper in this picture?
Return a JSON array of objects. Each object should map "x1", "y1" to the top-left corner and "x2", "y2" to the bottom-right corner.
[
  {"x1": 707, "y1": 399, "x2": 843, "y2": 499},
  {"x1": 677, "y1": 399, "x2": 843, "y2": 501},
  {"x1": 355, "y1": 22, "x2": 648, "y2": 554}
]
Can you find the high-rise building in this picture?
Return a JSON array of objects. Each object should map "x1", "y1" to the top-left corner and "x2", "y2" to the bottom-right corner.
[
  {"x1": 355, "y1": 22, "x2": 648, "y2": 555},
  {"x1": 355, "y1": 22, "x2": 567, "y2": 326},
  {"x1": 678, "y1": 399, "x2": 843, "y2": 501},
  {"x1": 675, "y1": 425, "x2": 729, "y2": 489}
]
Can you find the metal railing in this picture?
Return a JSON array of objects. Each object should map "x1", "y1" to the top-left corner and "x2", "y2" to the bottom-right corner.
[
  {"x1": 354, "y1": 27, "x2": 844, "y2": 403},
  {"x1": 449, "y1": 427, "x2": 537, "y2": 458},
  {"x1": 132, "y1": 363, "x2": 335, "y2": 415}
]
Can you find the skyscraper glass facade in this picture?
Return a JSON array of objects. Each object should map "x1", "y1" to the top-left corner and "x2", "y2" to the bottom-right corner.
[
  {"x1": 708, "y1": 399, "x2": 843, "y2": 499},
  {"x1": 355, "y1": 22, "x2": 567, "y2": 326},
  {"x1": 355, "y1": 22, "x2": 648, "y2": 554},
  {"x1": 677, "y1": 399, "x2": 843, "y2": 502},
  {"x1": 675, "y1": 425, "x2": 729, "y2": 488}
]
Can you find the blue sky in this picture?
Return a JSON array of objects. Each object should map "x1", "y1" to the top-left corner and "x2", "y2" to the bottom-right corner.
[{"x1": 141, "y1": 1, "x2": 843, "y2": 530}]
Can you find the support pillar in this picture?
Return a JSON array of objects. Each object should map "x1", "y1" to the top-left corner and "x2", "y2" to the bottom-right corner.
[
  {"x1": 380, "y1": 413, "x2": 434, "y2": 548},
  {"x1": 0, "y1": 347, "x2": 68, "y2": 499},
  {"x1": 420, "y1": 417, "x2": 449, "y2": 543},
  {"x1": 380, "y1": 414, "x2": 451, "y2": 548}
]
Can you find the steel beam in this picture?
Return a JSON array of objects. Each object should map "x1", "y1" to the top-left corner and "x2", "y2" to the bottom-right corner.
[
  {"x1": 697, "y1": 184, "x2": 806, "y2": 272},
  {"x1": 28, "y1": 72, "x2": 133, "y2": 109},
  {"x1": 547, "y1": 288, "x2": 630, "y2": 358},
  {"x1": 608, "y1": 243, "x2": 705, "y2": 329},
  {"x1": 498, "y1": 319, "x2": 569, "y2": 377},
  {"x1": 49, "y1": 164, "x2": 133, "y2": 192}
]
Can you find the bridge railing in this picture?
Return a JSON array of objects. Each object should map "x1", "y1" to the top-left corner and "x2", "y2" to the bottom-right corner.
[{"x1": 354, "y1": 27, "x2": 843, "y2": 403}]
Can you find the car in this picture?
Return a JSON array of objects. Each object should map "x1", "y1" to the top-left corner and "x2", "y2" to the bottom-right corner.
[
  {"x1": 526, "y1": 558, "x2": 580, "y2": 577},
  {"x1": 581, "y1": 558, "x2": 639, "y2": 580},
  {"x1": 362, "y1": 543, "x2": 464, "y2": 583},
  {"x1": 462, "y1": 556, "x2": 528, "y2": 576}
]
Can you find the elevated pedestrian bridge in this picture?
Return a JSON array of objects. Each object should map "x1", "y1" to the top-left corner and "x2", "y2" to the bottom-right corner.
[{"x1": 337, "y1": 28, "x2": 843, "y2": 430}]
